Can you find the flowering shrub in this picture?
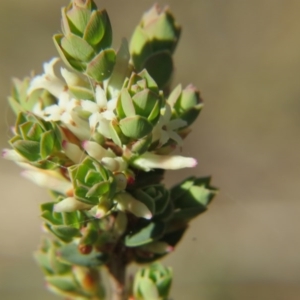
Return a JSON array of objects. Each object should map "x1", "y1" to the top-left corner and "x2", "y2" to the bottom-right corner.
[{"x1": 3, "y1": 1, "x2": 217, "y2": 299}]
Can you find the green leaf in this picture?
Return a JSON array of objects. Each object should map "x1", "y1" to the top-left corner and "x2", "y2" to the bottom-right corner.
[
  {"x1": 143, "y1": 51, "x2": 173, "y2": 89},
  {"x1": 130, "y1": 27, "x2": 153, "y2": 70},
  {"x1": 119, "y1": 116, "x2": 153, "y2": 139},
  {"x1": 139, "y1": 278, "x2": 159, "y2": 299},
  {"x1": 132, "y1": 90, "x2": 159, "y2": 119},
  {"x1": 53, "y1": 34, "x2": 84, "y2": 71},
  {"x1": 118, "y1": 89, "x2": 135, "y2": 118},
  {"x1": 125, "y1": 221, "x2": 165, "y2": 247},
  {"x1": 86, "y1": 49, "x2": 116, "y2": 82},
  {"x1": 172, "y1": 206, "x2": 206, "y2": 221},
  {"x1": 133, "y1": 189, "x2": 155, "y2": 216},
  {"x1": 67, "y1": 6, "x2": 91, "y2": 34},
  {"x1": 46, "y1": 275, "x2": 78, "y2": 292},
  {"x1": 40, "y1": 130, "x2": 55, "y2": 159},
  {"x1": 51, "y1": 225, "x2": 81, "y2": 240},
  {"x1": 86, "y1": 181, "x2": 110, "y2": 197},
  {"x1": 61, "y1": 34, "x2": 94, "y2": 62},
  {"x1": 11, "y1": 140, "x2": 40, "y2": 161},
  {"x1": 130, "y1": 134, "x2": 152, "y2": 154},
  {"x1": 106, "y1": 38, "x2": 131, "y2": 98},
  {"x1": 83, "y1": 10, "x2": 105, "y2": 45},
  {"x1": 57, "y1": 243, "x2": 108, "y2": 267}
]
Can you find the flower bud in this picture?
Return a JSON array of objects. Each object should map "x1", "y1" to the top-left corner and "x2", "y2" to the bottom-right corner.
[
  {"x1": 130, "y1": 4, "x2": 181, "y2": 89},
  {"x1": 53, "y1": 0, "x2": 116, "y2": 82},
  {"x1": 114, "y1": 70, "x2": 164, "y2": 143},
  {"x1": 168, "y1": 84, "x2": 203, "y2": 127}
]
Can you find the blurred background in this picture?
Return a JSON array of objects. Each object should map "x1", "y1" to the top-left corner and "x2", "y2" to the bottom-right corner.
[{"x1": 1, "y1": 0, "x2": 300, "y2": 299}]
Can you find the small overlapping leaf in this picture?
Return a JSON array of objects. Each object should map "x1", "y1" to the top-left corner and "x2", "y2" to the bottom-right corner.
[
  {"x1": 132, "y1": 184, "x2": 170, "y2": 217},
  {"x1": 68, "y1": 157, "x2": 117, "y2": 207},
  {"x1": 114, "y1": 70, "x2": 164, "y2": 146},
  {"x1": 170, "y1": 176, "x2": 217, "y2": 222},
  {"x1": 9, "y1": 112, "x2": 67, "y2": 169},
  {"x1": 168, "y1": 84, "x2": 203, "y2": 127},
  {"x1": 130, "y1": 4, "x2": 181, "y2": 89},
  {"x1": 125, "y1": 221, "x2": 165, "y2": 247},
  {"x1": 53, "y1": 0, "x2": 116, "y2": 82},
  {"x1": 41, "y1": 201, "x2": 85, "y2": 243}
]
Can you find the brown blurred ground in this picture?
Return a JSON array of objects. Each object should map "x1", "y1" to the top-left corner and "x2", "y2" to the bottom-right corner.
[{"x1": 1, "y1": 0, "x2": 300, "y2": 299}]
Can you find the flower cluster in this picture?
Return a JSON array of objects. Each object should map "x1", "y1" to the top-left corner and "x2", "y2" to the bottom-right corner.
[{"x1": 4, "y1": 1, "x2": 216, "y2": 299}]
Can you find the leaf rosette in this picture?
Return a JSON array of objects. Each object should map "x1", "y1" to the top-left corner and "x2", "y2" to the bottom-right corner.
[
  {"x1": 68, "y1": 157, "x2": 117, "y2": 211},
  {"x1": 113, "y1": 70, "x2": 164, "y2": 152},
  {"x1": 9, "y1": 112, "x2": 67, "y2": 169},
  {"x1": 133, "y1": 184, "x2": 171, "y2": 219}
]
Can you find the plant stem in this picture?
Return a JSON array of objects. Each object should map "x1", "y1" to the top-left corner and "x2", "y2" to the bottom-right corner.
[{"x1": 107, "y1": 248, "x2": 127, "y2": 300}]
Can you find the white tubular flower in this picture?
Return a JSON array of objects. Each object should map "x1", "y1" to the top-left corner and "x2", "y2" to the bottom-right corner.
[
  {"x1": 27, "y1": 57, "x2": 67, "y2": 98},
  {"x1": 133, "y1": 152, "x2": 197, "y2": 171},
  {"x1": 62, "y1": 140, "x2": 86, "y2": 164},
  {"x1": 2, "y1": 149, "x2": 27, "y2": 162},
  {"x1": 101, "y1": 157, "x2": 127, "y2": 172},
  {"x1": 21, "y1": 169, "x2": 73, "y2": 195},
  {"x1": 82, "y1": 140, "x2": 114, "y2": 160},
  {"x1": 82, "y1": 141, "x2": 127, "y2": 172},
  {"x1": 115, "y1": 192, "x2": 152, "y2": 220},
  {"x1": 54, "y1": 197, "x2": 93, "y2": 213},
  {"x1": 152, "y1": 103, "x2": 187, "y2": 147}
]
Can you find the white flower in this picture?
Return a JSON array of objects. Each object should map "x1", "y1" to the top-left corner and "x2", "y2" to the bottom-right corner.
[
  {"x1": 133, "y1": 151, "x2": 197, "y2": 171},
  {"x1": 87, "y1": 85, "x2": 118, "y2": 139},
  {"x1": 21, "y1": 169, "x2": 73, "y2": 195},
  {"x1": 27, "y1": 57, "x2": 67, "y2": 98},
  {"x1": 115, "y1": 192, "x2": 152, "y2": 219},
  {"x1": 2, "y1": 149, "x2": 26, "y2": 162},
  {"x1": 62, "y1": 140, "x2": 86, "y2": 164},
  {"x1": 152, "y1": 103, "x2": 187, "y2": 147},
  {"x1": 43, "y1": 91, "x2": 80, "y2": 121},
  {"x1": 82, "y1": 140, "x2": 127, "y2": 172},
  {"x1": 54, "y1": 197, "x2": 93, "y2": 213}
]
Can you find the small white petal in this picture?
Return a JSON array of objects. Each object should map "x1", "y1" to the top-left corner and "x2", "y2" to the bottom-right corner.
[
  {"x1": 133, "y1": 152, "x2": 197, "y2": 171},
  {"x1": 62, "y1": 110, "x2": 91, "y2": 141},
  {"x1": 81, "y1": 100, "x2": 99, "y2": 112},
  {"x1": 21, "y1": 169, "x2": 72, "y2": 195},
  {"x1": 106, "y1": 97, "x2": 117, "y2": 111},
  {"x1": 168, "y1": 119, "x2": 187, "y2": 130},
  {"x1": 2, "y1": 149, "x2": 26, "y2": 162},
  {"x1": 95, "y1": 85, "x2": 107, "y2": 108},
  {"x1": 27, "y1": 58, "x2": 66, "y2": 98},
  {"x1": 54, "y1": 197, "x2": 93, "y2": 212},
  {"x1": 62, "y1": 140, "x2": 86, "y2": 163},
  {"x1": 82, "y1": 140, "x2": 114, "y2": 160},
  {"x1": 101, "y1": 157, "x2": 119, "y2": 172},
  {"x1": 168, "y1": 131, "x2": 184, "y2": 146}
]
